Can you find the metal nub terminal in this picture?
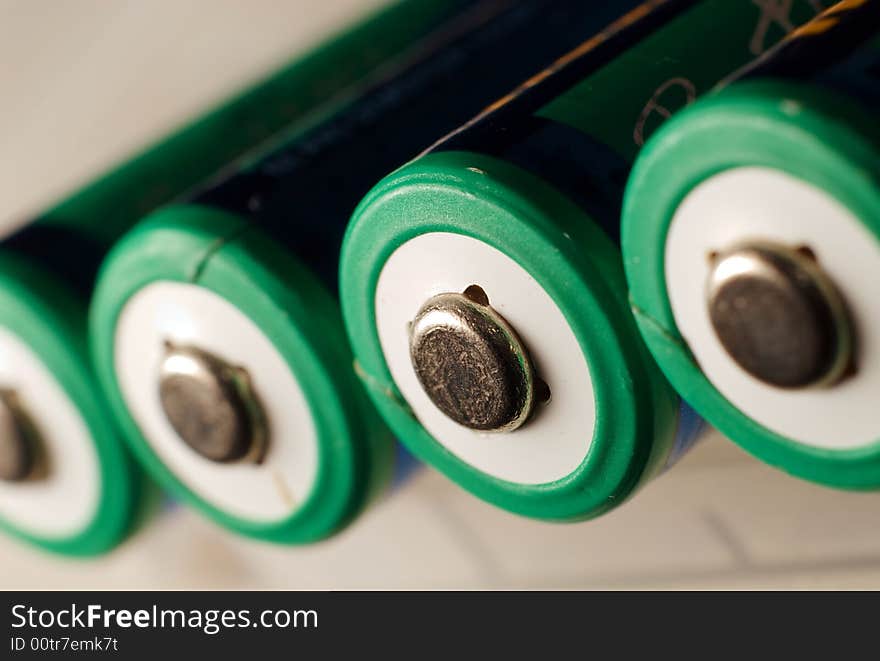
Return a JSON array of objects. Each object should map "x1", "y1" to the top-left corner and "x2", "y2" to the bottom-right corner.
[
  {"x1": 706, "y1": 241, "x2": 854, "y2": 389},
  {"x1": 0, "y1": 389, "x2": 43, "y2": 482},
  {"x1": 158, "y1": 343, "x2": 268, "y2": 463},
  {"x1": 409, "y1": 286, "x2": 540, "y2": 432}
]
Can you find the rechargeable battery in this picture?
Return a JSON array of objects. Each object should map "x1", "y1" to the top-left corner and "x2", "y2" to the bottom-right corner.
[
  {"x1": 88, "y1": 1, "x2": 640, "y2": 544},
  {"x1": 339, "y1": 0, "x2": 827, "y2": 521},
  {"x1": 622, "y1": 0, "x2": 880, "y2": 489},
  {"x1": 0, "y1": 0, "x2": 467, "y2": 556}
]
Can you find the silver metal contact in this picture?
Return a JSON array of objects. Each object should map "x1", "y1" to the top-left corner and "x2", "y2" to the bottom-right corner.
[
  {"x1": 158, "y1": 343, "x2": 268, "y2": 463},
  {"x1": 0, "y1": 389, "x2": 43, "y2": 482},
  {"x1": 706, "y1": 241, "x2": 854, "y2": 389},
  {"x1": 409, "y1": 285, "x2": 545, "y2": 432}
]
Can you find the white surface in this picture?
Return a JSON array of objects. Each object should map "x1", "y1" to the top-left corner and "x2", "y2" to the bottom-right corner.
[
  {"x1": 5, "y1": 434, "x2": 880, "y2": 589},
  {"x1": 0, "y1": 329, "x2": 100, "y2": 538},
  {"x1": 115, "y1": 282, "x2": 319, "y2": 522},
  {"x1": 376, "y1": 232, "x2": 596, "y2": 484},
  {"x1": 666, "y1": 167, "x2": 880, "y2": 450}
]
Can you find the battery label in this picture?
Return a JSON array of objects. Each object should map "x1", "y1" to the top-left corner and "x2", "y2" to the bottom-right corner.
[
  {"x1": 187, "y1": 0, "x2": 648, "y2": 293},
  {"x1": 819, "y1": 35, "x2": 880, "y2": 108},
  {"x1": 720, "y1": 0, "x2": 880, "y2": 109},
  {"x1": 390, "y1": 443, "x2": 421, "y2": 491},
  {"x1": 539, "y1": 0, "x2": 832, "y2": 158},
  {"x1": 428, "y1": 0, "x2": 829, "y2": 166},
  {"x1": 483, "y1": 117, "x2": 629, "y2": 245},
  {"x1": 423, "y1": 0, "x2": 831, "y2": 251},
  {"x1": 663, "y1": 402, "x2": 708, "y2": 472},
  {"x1": 0, "y1": 224, "x2": 107, "y2": 295}
]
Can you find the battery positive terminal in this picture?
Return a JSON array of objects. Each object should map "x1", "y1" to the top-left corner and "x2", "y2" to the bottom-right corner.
[
  {"x1": 706, "y1": 241, "x2": 855, "y2": 390},
  {"x1": 158, "y1": 342, "x2": 269, "y2": 464},
  {"x1": 408, "y1": 285, "x2": 549, "y2": 433}
]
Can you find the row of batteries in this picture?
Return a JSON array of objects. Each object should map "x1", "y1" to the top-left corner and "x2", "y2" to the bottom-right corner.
[{"x1": 0, "y1": 0, "x2": 877, "y2": 556}]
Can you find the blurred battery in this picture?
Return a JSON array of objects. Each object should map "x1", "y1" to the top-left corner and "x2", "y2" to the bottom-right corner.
[
  {"x1": 623, "y1": 0, "x2": 880, "y2": 488},
  {"x1": 0, "y1": 0, "x2": 468, "y2": 556},
  {"x1": 340, "y1": 0, "x2": 826, "y2": 521},
  {"x1": 89, "y1": 1, "x2": 645, "y2": 543}
]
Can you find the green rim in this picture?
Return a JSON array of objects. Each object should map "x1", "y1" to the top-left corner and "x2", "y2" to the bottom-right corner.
[
  {"x1": 0, "y1": 252, "x2": 146, "y2": 556},
  {"x1": 90, "y1": 205, "x2": 394, "y2": 544},
  {"x1": 340, "y1": 151, "x2": 680, "y2": 521},
  {"x1": 623, "y1": 80, "x2": 880, "y2": 489}
]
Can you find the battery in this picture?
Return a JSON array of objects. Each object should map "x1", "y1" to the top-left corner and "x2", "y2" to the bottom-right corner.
[
  {"x1": 339, "y1": 0, "x2": 827, "y2": 521},
  {"x1": 0, "y1": 0, "x2": 466, "y2": 556},
  {"x1": 622, "y1": 0, "x2": 880, "y2": 489},
  {"x1": 89, "y1": 1, "x2": 642, "y2": 543}
]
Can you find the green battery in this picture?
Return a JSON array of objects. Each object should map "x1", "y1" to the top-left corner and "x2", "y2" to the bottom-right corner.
[
  {"x1": 88, "y1": 1, "x2": 627, "y2": 544},
  {"x1": 623, "y1": 1, "x2": 880, "y2": 489},
  {"x1": 339, "y1": 0, "x2": 826, "y2": 520},
  {"x1": 0, "y1": 0, "x2": 466, "y2": 556}
]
